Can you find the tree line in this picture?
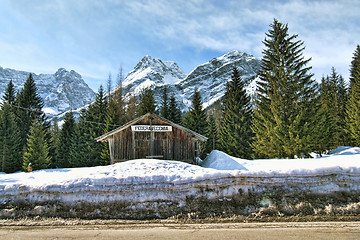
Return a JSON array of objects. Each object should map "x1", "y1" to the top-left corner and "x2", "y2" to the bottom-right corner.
[{"x1": 1, "y1": 19, "x2": 360, "y2": 173}]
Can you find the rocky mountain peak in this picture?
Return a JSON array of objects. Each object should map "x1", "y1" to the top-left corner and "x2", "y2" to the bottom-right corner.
[
  {"x1": 0, "y1": 66, "x2": 96, "y2": 118},
  {"x1": 123, "y1": 55, "x2": 186, "y2": 95},
  {"x1": 119, "y1": 50, "x2": 261, "y2": 112}
]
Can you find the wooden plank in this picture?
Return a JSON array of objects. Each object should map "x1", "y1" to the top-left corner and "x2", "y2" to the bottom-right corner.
[{"x1": 132, "y1": 130, "x2": 135, "y2": 159}]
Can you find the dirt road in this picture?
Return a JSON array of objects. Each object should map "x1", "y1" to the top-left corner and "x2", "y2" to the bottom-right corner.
[{"x1": 1, "y1": 222, "x2": 360, "y2": 240}]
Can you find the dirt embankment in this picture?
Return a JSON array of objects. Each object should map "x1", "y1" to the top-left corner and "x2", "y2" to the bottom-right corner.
[{"x1": 2, "y1": 190, "x2": 360, "y2": 220}]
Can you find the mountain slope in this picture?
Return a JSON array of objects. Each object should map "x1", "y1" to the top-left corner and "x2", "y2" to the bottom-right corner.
[
  {"x1": 177, "y1": 50, "x2": 260, "y2": 109},
  {"x1": 121, "y1": 51, "x2": 261, "y2": 111},
  {"x1": 0, "y1": 66, "x2": 96, "y2": 117},
  {"x1": 122, "y1": 55, "x2": 186, "y2": 95}
]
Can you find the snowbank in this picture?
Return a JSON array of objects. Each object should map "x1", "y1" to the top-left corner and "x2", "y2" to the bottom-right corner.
[
  {"x1": 1, "y1": 147, "x2": 360, "y2": 219},
  {"x1": 201, "y1": 150, "x2": 248, "y2": 171},
  {"x1": 203, "y1": 146, "x2": 360, "y2": 175}
]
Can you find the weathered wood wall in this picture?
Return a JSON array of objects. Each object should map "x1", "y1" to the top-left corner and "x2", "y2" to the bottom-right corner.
[{"x1": 109, "y1": 115, "x2": 199, "y2": 164}]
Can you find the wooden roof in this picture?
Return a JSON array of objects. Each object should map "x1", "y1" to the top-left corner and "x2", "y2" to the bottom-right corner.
[{"x1": 95, "y1": 113, "x2": 208, "y2": 142}]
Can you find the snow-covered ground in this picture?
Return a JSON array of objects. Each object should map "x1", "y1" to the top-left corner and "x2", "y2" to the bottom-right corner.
[
  {"x1": 203, "y1": 146, "x2": 360, "y2": 174},
  {"x1": 1, "y1": 146, "x2": 360, "y2": 219}
]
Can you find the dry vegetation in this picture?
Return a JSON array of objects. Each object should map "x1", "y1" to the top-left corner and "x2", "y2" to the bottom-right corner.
[{"x1": 1, "y1": 190, "x2": 360, "y2": 222}]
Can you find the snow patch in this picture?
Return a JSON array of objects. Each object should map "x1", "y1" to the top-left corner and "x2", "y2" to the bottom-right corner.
[{"x1": 202, "y1": 150, "x2": 248, "y2": 171}]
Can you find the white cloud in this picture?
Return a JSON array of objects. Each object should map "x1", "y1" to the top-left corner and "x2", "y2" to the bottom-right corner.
[{"x1": 1, "y1": 0, "x2": 359, "y2": 85}]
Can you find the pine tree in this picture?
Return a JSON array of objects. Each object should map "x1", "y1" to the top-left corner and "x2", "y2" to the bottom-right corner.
[
  {"x1": 319, "y1": 68, "x2": 348, "y2": 150},
  {"x1": 252, "y1": 19, "x2": 319, "y2": 159},
  {"x1": 346, "y1": 45, "x2": 360, "y2": 146},
  {"x1": 2, "y1": 80, "x2": 17, "y2": 106},
  {"x1": 138, "y1": 87, "x2": 157, "y2": 115},
  {"x1": 168, "y1": 95, "x2": 182, "y2": 123},
  {"x1": 107, "y1": 73, "x2": 112, "y2": 100},
  {"x1": 106, "y1": 68, "x2": 126, "y2": 127},
  {"x1": 0, "y1": 80, "x2": 22, "y2": 173},
  {"x1": 182, "y1": 89, "x2": 207, "y2": 135},
  {"x1": 203, "y1": 114, "x2": 219, "y2": 157},
  {"x1": 22, "y1": 121, "x2": 51, "y2": 171},
  {"x1": 125, "y1": 94, "x2": 138, "y2": 122},
  {"x1": 114, "y1": 67, "x2": 126, "y2": 125},
  {"x1": 15, "y1": 74, "x2": 48, "y2": 153},
  {"x1": 85, "y1": 86, "x2": 109, "y2": 166},
  {"x1": 160, "y1": 86, "x2": 169, "y2": 118},
  {"x1": 87, "y1": 85, "x2": 108, "y2": 136},
  {"x1": 54, "y1": 112, "x2": 75, "y2": 168},
  {"x1": 219, "y1": 67, "x2": 253, "y2": 159},
  {"x1": 105, "y1": 98, "x2": 121, "y2": 131},
  {"x1": 49, "y1": 119, "x2": 60, "y2": 168},
  {"x1": 0, "y1": 104, "x2": 22, "y2": 173},
  {"x1": 69, "y1": 110, "x2": 92, "y2": 167}
]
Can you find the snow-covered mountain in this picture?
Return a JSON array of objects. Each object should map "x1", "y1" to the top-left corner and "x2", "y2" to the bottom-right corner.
[
  {"x1": 123, "y1": 55, "x2": 186, "y2": 94},
  {"x1": 0, "y1": 66, "x2": 96, "y2": 117},
  {"x1": 177, "y1": 51, "x2": 261, "y2": 109},
  {"x1": 121, "y1": 50, "x2": 261, "y2": 111},
  {"x1": 0, "y1": 50, "x2": 260, "y2": 121}
]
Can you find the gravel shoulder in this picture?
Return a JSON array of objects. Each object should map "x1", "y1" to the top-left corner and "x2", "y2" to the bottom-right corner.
[{"x1": 1, "y1": 219, "x2": 360, "y2": 240}]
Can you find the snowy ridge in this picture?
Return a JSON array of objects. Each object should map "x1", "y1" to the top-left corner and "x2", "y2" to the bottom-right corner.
[
  {"x1": 176, "y1": 50, "x2": 260, "y2": 110},
  {"x1": 118, "y1": 51, "x2": 261, "y2": 112},
  {"x1": 122, "y1": 55, "x2": 186, "y2": 97},
  {"x1": 1, "y1": 147, "x2": 360, "y2": 218},
  {"x1": 0, "y1": 66, "x2": 96, "y2": 118}
]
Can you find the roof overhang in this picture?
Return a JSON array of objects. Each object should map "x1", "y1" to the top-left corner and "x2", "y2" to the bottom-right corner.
[{"x1": 95, "y1": 113, "x2": 208, "y2": 142}]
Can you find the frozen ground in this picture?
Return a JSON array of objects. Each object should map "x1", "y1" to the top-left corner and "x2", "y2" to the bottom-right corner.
[{"x1": 1, "y1": 146, "x2": 360, "y2": 219}]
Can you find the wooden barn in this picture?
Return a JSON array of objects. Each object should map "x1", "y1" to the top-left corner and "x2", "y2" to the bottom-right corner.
[{"x1": 95, "y1": 113, "x2": 207, "y2": 165}]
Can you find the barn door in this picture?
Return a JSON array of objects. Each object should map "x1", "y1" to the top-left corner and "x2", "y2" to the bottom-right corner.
[
  {"x1": 133, "y1": 132, "x2": 151, "y2": 159},
  {"x1": 150, "y1": 132, "x2": 170, "y2": 159},
  {"x1": 150, "y1": 132, "x2": 165, "y2": 159}
]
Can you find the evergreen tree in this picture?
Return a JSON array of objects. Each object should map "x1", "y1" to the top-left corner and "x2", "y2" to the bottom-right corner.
[
  {"x1": 117, "y1": 65, "x2": 124, "y2": 87},
  {"x1": 69, "y1": 110, "x2": 92, "y2": 167},
  {"x1": 87, "y1": 85, "x2": 108, "y2": 136},
  {"x1": 138, "y1": 87, "x2": 157, "y2": 115},
  {"x1": 2, "y1": 80, "x2": 17, "y2": 106},
  {"x1": 15, "y1": 74, "x2": 48, "y2": 153},
  {"x1": 160, "y1": 86, "x2": 169, "y2": 118},
  {"x1": 319, "y1": 68, "x2": 348, "y2": 150},
  {"x1": 316, "y1": 77, "x2": 334, "y2": 154},
  {"x1": 346, "y1": 45, "x2": 360, "y2": 146},
  {"x1": 85, "y1": 86, "x2": 109, "y2": 166},
  {"x1": 107, "y1": 68, "x2": 126, "y2": 127},
  {"x1": 252, "y1": 19, "x2": 319, "y2": 159},
  {"x1": 0, "y1": 104, "x2": 22, "y2": 173},
  {"x1": 168, "y1": 95, "x2": 182, "y2": 123},
  {"x1": 182, "y1": 89, "x2": 207, "y2": 135},
  {"x1": 125, "y1": 94, "x2": 138, "y2": 122},
  {"x1": 219, "y1": 67, "x2": 253, "y2": 159},
  {"x1": 105, "y1": 97, "x2": 121, "y2": 131},
  {"x1": 49, "y1": 119, "x2": 60, "y2": 168},
  {"x1": 203, "y1": 114, "x2": 219, "y2": 156},
  {"x1": 22, "y1": 121, "x2": 51, "y2": 171},
  {"x1": 107, "y1": 73, "x2": 112, "y2": 100},
  {"x1": 54, "y1": 112, "x2": 75, "y2": 168}
]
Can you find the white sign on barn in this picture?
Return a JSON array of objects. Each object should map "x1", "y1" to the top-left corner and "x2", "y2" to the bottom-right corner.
[{"x1": 131, "y1": 125, "x2": 173, "y2": 132}]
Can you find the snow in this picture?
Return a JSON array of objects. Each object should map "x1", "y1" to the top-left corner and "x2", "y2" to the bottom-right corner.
[
  {"x1": 1, "y1": 147, "x2": 360, "y2": 212},
  {"x1": 42, "y1": 107, "x2": 57, "y2": 115},
  {"x1": 202, "y1": 150, "x2": 248, "y2": 171},
  {"x1": 203, "y1": 147, "x2": 360, "y2": 175}
]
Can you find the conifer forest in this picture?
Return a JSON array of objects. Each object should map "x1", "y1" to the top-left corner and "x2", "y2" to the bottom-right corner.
[{"x1": 1, "y1": 19, "x2": 360, "y2": 173}]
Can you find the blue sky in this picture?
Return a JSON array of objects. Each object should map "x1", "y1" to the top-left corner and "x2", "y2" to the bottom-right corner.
[{"x1": 0, "y1": 0, "x2": 359, "y2": 91}]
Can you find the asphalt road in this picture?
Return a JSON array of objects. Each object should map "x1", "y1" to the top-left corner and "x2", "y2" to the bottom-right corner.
[{"x1": 1, "y1": 222, "x2": 360, "y2": 240}]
